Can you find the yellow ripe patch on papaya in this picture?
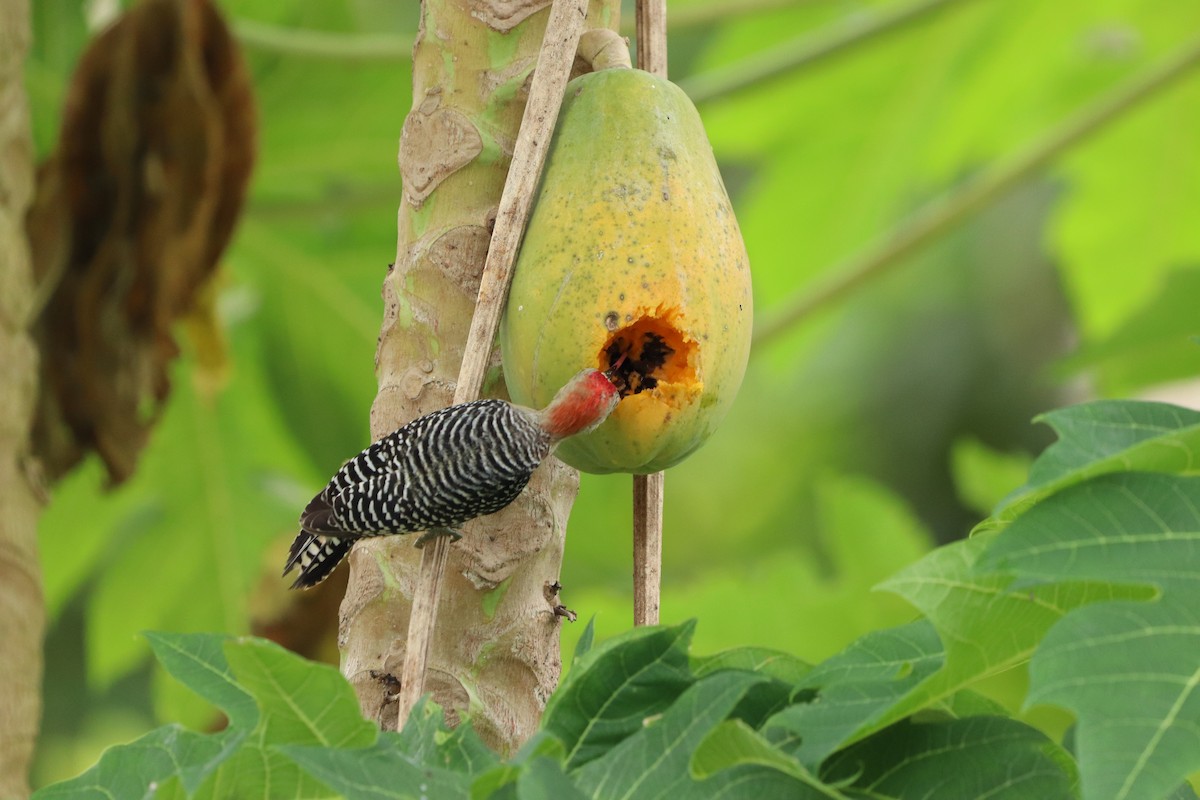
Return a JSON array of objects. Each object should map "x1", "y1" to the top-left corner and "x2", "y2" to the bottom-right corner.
[{"x1": 501, "y1": 67, "x2": 752, "y2": 474}]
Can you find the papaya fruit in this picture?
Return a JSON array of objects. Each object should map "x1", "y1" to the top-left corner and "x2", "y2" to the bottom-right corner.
[{"x1": 500, "y1": 67, "x2": 752, "y2": 474}]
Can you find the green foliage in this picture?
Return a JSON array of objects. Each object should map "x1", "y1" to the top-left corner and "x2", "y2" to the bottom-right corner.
[
  {"x1": 1061, "y1": 269, "x2": 1200, "y2": 394},
  {"x1": 36, "y1": 398, "x2": 1200, "y2": 800},
  {"x1": 996, "y1": 401, "x2": 1200, "y2": 522},
  {"x1": 29, "y1": 624, "x2": 1071, "y2": 800}
]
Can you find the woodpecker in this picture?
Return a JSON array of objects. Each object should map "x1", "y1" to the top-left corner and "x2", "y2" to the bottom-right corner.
[{"x1": 283, "y1": 368, "x2": 620, "y2": 589}]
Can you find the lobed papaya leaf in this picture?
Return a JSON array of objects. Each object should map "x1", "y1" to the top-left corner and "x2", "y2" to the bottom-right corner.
[
  {"x1": 32, "y1": 725, "x2": 239, "y2": 800},
  {"x1": 190, "y1": 743, "x2": 333, "y2": 799},
  {"x1": 763, "y1": 619, "x2": 944, "y2": 767},
  {"x1": 542, "y1": 621, "x2": 696, "y2": 770},
  {"x1": 874, "y1": 535, "x2": 1147, "y2": 733},
  {"x1": 281, "y1": 734, "x2": 470, "y2": 800},
  {"x1": 572, "y1": 672, "x2": 770, "y2": 798},
  {"x1": 35, "y1": 633, "x2": 381, "y2": 798},
  {"x1": 223, "y1": 636, "x2": 376, "y2": 749},
  {"x1": 144, "y1": 632, "x2": 256, "y2": 731},
  {"x1": 513, "y1": 758, "x2": 589, "y2": 800},
  {"x1": 995, "y1": 400, "x2": 1200, "y2": 520},
  {"x1": 571, "y1": 616, "x2": 597, "y2": 666},
  {"x1": 471, "y1": 733, "x2": 568, "y2": 800},
  {"x1": 982, "y1": 472, "x2": 1200, "y2": 800},
  {"x1": 691, "y1": 646, "x2": 810, "y2": 684},
  {"x1": 822, "y1": 716, "x2": 1078, "y2": 799},
  {"x1": 1058, "y1": 269, "x2": 1200, "y2": 395},
  {"x1": 691, "y1": 720, "x2": 836, "y2": 796}
]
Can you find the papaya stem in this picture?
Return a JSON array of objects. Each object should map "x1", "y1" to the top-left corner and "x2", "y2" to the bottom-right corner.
[
  {"x1": 395, "y1": 0, "x2": 589, "y2": 728},
  {"x1": 753, "y1": 33, "x2": 1200, "y2": 348},
  {"x1": 679, "y1": 0, "x2": 975, "y2": 105},
  {"x1": 632, "y1": 0, "x2": 667, "y2": 629},
  {"x1": 578, "y1": 29, "x2": 632, "y2": 72}
]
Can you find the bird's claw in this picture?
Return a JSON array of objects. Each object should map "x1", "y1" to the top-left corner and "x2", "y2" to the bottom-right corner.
[{"x1": 414, "y1": 527, "x2": 463, "y2": 549}]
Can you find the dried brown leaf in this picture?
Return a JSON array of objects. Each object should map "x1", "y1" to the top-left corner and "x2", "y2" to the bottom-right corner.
[{"x1": 27, "y1": 0, "x2": 256, "y2": 484}]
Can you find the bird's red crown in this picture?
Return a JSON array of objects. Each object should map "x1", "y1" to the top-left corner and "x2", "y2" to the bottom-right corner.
[{"x1": 540, "y1": 369, "x2": 621, "y2": 440}]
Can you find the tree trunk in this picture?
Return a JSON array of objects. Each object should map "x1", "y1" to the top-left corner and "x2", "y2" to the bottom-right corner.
[
  {"x1": 339, "y1": 0, "x2": 619, "y2": 752},
  {"x1": 0, "y1": 0, "x2": 44, "y2": 796}
]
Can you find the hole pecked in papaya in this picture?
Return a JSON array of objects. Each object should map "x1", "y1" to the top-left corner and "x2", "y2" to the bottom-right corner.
[{"x1": 599, "y1": 310, "x2": 695, "y2": 401}]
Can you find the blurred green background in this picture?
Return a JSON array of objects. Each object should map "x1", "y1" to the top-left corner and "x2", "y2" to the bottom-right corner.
[{"x1": 26, "y1": 0, "x2": 1200, "y2": 788}]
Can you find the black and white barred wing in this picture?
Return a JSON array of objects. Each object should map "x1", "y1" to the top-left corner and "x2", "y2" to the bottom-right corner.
[{"x1": 283, "y1": 400, "x2": 551, "y2": 589}]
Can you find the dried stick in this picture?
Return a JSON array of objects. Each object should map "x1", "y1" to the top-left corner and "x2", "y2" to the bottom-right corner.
[
  {"x1": 632, "y1": 0, "x2": 667, "y2": 627},
  {"x1": 636, "y1": 0, "x2": 668, "y2": 78},
  {"x1": 395, "y1": 0, "x2": 589, "y2": 727},
  {"x1": 632, "y1": 470, "x2": 664, "y2": 625}
]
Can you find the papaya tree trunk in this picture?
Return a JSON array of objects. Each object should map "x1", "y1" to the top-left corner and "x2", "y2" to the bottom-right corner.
[
  {"x1": 0, "y1": 0, "x2": 44, "y2": 796},
  {"x1": 339, "y1": 0, "x2": 620, "y2": 751}
]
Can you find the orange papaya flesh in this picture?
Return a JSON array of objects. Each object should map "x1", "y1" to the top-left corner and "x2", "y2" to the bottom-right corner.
[{"x1": 501, "y1": 67, "x2": 752, "y2": 474}]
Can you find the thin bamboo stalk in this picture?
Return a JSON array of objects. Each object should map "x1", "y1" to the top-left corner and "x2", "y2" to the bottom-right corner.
[{"x1": 632, "y1": 0, "x2": 667, "y2": 628}]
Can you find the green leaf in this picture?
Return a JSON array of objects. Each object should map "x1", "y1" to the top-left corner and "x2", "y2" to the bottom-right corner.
[
  {"x1": 984, "y1": 472, "x2": 1200, "y2": 595},
  {"x1": 932, "y1": 687, "x2": 1011, "y2": 720},
  {"x1": 691, "y1": 720, "x2": 838, "y2": 797},
  {"x1": 32, "y1": 725, "x2": 238, "y2": 800},
  {"x1": 515, "y1": 758, "x2": 590, "y2": 800},
  {"x1": 572, "y1": 616, "x2": 597, "y2": 665},
  {"x1": 144, "y1": 632, "x2": 257, "y2": 730},
  {"x1": 691, "y1": 647, "x2": 811, "y2": 684},
  {"x1": 473, "y1": 733, "x2": 568, "y2": 800},
  {"x1": 1061, "y1": 268, "x2": 1200, "y2": 394},
  {"x1": 997, "y1": 400, "x2": 1200, "y2": 519},
  {"x1": 223, "y1": 636, "x2": 376, "y2": 749},
  {"x1": 438, "y1": 720, "x2": 501, "y2": 779},
  {"x1": 191, "y1": 742, "x2": 336, "y2": 800},
  {"x1": 693, "y1": 647, "x2": 815, "y2": 729},
  {"x1": 822, "y1": 716, "x2": 1078, "y2": 799},
  {"x1": 394, "y1": 697, "x2": 498, "y2": 778},
  {"x1": 393, "y1": 696, "x2": 449, "y2": 768},
  {"x1": 35, "y1": 630, "x2": 395, "y2": 798},
  {"x1": 281, "y1": 735, "x2": 471, "y2": 800},
  {"x1": 1166, "y1": 781, "x2": 1200, "y2": 800},
  {"x1": 572, "y1": 671, "x2": 767, "y2": 798},
  {"x1": 982, "y1": 472, "x2": 1200, "y2": 800},
  {"x1": 542, "y1": 622, "x2": 696, "y2": 770},
  {"x1": 763, "y1": 619, "x2": 944, "y2": 766},
  {"x1": 876, "y1": 535, "x2": 1148, "y2": 736}
]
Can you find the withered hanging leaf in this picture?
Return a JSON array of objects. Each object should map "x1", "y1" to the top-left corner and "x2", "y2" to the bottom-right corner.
[{"x1": 27, "y1": 0, "x2": 255, "y2": 485}]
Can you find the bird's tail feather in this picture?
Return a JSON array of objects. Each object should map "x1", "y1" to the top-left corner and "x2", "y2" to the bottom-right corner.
[{"x1": 283, "y1": 531, "x2": 354, "y2": 589}]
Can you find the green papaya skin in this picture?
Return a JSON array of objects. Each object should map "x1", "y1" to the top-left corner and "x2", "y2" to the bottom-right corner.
[{"x1": 501, "y1": 67, "x2": 752, "y2": 474}]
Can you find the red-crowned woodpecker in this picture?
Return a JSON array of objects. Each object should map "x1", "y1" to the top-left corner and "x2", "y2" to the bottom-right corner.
[{"x1": 283, "y1": 368, "x2": 620, "y2": 589}]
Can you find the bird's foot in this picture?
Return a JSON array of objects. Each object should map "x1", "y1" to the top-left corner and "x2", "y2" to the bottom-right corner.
[{"x1": 414, "y1": 527, "x2": 463, "y2": 549}]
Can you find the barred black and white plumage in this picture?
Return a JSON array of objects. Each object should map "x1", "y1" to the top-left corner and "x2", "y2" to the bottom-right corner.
[{"x1": 283, "y1": 369, "x2": 620, "y2": 589}]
